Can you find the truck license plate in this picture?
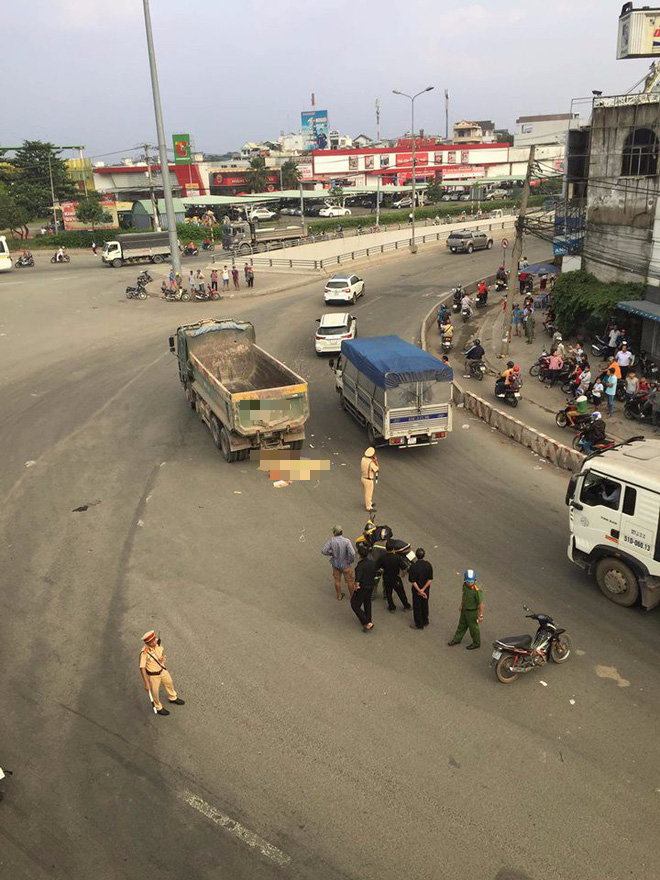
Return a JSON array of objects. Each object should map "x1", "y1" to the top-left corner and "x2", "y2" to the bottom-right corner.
[
  {"x1": 492, "y1": 650, "x2": 502, "y2": 660},
  {"x1": 408, "y1": 437, "x2": 417, "y2": 445}
]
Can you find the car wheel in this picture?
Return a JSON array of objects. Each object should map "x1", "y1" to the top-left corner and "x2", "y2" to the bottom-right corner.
[
  {"x1": 352, "y1": 293, "x2": 357, "y2": 304},
  {"x1": 361, "y1": 284, "x2": 366, "y2": 297},
  {"x1": 486, "y1": 240, "x2": 493, "y2": 249},
  {"x1": 467, "y1": 244, "x2": 474, "y2": 254}
]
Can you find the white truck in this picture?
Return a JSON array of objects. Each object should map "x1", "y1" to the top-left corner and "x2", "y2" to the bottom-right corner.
[
  {"x1": 566, "y1": 436, "x2": 660, "y2": 609},
  {"x1": 102, "y1": 231, "x2": 173, "y2": 268},
  {"x1": 329, "y1": 335, "x2": 453, "y2": 448}
]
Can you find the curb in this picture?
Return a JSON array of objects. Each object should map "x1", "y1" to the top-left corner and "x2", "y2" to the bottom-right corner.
[{"x1": 420, "y1": 286, "x2": 583, "y2": 472}]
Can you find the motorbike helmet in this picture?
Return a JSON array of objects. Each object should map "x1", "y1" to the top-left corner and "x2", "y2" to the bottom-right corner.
[
  {"x1": 507, "y1": 361, "x2": 514, "y2": 368},
  {"x1": 473, "y1": 339, "x2": 481, "y2": 346},
  {"x1": 576, "y1": 395, "x2": 587, "y2": 403},
  {"x1": 464, "y1": 569, "x2": 477, "y2": 584},
  {"x1": 555, "y1": 334, "x2": 562, "y2": 341},
  {"x1": 513, "y1": 366, "x2": 520, "y2": 372},
  {"x1": 592, "y1": 411, "x2": 602, "y2": 420}
]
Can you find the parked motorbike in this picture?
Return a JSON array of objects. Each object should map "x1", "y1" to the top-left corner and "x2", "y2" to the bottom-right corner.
[
  {"x1": 623, "y1": 392, "x2": 654, "y2": 423},
  {"x1": 194, "y1": 285, "x2": 220, "y2": 302},
  {"x1": 137, "y1": 270, "x2": 153, "y2": 286},
  {"x1": 126, "y1": 283, "x2": 148, "y2": 300},
  {"x1": 183, "y1": 245, "x2": 199, "y2": 257},
  {"x1": 495, "y1": 376, "x2": 522, "y2": 407},
  {"x1": 555, "y1": 401, "x2": 592, "y2": 430},
  {"x1": 50, "y1": 253, "x2": 70, "y2": 263},
  {"x1": 15, "y1": 255, "x2": 34, "y2": 268},
  {"x1": 637, "y1": 351, "x2": 660, "y2": 382},
  {"x1": 590, "y1": 334, "x2": 609, "y2": 360},
  {"x1": 491, "y1": 604, "x2": 571, "y2": 684},
  {"x1": 162, "y1": 285, "x2": 191, "y2": 302},
  {"x1": 528, "y1": 350, "x2": 550, "y2": 377}
]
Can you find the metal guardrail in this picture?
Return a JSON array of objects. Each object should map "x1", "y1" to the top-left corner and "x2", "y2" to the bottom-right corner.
[{"x1": 249, "y1": 221, "x2": 512, "y2": 271}]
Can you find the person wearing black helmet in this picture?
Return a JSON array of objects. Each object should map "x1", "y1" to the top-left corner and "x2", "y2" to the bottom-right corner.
[
  {"x1": 463, "y1": 338, "x2": 485, "y2": 376},
  {"x1": 377, "y1": 540, "x2": 411, "y2": 613},
  {"x1": 352, "y1": 543, "x2": 377, "y2": 631}
]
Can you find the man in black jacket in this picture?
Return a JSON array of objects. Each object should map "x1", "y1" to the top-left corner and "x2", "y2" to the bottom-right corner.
[
  {"x1": 377, "y1": 541, "x2": 411, "y2": 613},
  {"x1": 353, "y1": 544, "x2": 377, "y2": 632},
  {"x1": 408, "y1": 548, "x2": 433, "y2": 630}
]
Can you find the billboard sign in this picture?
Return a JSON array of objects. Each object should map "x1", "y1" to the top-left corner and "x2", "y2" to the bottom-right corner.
[
  {"x1": 60, "y1": 199, "x2": 118, "y2": 230},
  {"x1": 617, "y1": 7, "x2": 660, "y2": 58},
  {"x1": 172, "y1": 133, "x2": 192, "y2": 164},
  {"x1": 301, "y1": 111, "x2": 329, "y2": 150}
]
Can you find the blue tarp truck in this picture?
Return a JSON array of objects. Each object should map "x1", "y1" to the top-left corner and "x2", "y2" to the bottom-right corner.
[{"x1": 330, "y1": 335, "x2": 453, "y2": 448}]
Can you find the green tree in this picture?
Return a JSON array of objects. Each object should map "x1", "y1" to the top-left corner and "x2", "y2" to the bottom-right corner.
[
  {"x1": 328, "y1": 185, "x2": 344, "y2": 204},
  {"x1": 75, "y1": 191, "x2": 112, "y2": 230},
  {"x1": 0, "y1": 184, "x2": 30, "y2": 238},
  {"x1": 281, "y1": 158, "x2": 300, "y2": 190},
  {"x1": 424, "y1": 180, "x2": 443, "y2": 203},
  {"x1": 5, "y1": 141, "x2": 78, "y2": 221},
  {"x1": 247, "y1": 156, "x2": 268, "y2": 192}
]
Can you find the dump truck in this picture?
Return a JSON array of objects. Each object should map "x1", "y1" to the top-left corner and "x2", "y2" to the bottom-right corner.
[
  {"x1": 228, "y1": 221, "x2": 305, "y2": 254},
  {"x1": 102, "y1": 231, "x2": 173, "y2": 267},
  {"x1": 169, "y1": 319, "x2": 309, "y2": 461},
  {"x1": 330, "y1": 335, "x2": 453, "y2": 448}
]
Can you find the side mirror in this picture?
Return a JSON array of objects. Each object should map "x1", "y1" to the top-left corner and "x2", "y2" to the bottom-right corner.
[{"x1": 316, "y1": 317, "x2": 321, "y2": 322}]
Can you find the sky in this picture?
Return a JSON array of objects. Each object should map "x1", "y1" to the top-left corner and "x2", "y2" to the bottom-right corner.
[{"x1": 2, "y1": 0, "x2": 655, "y2": 162}]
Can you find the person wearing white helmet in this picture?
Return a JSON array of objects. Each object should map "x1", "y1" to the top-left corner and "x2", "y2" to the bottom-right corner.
[
  {"x1": 447, "y1": 570, "x2": 483, "y2": 650},
  {"x1": 565, "y1": 394, "x2": 590, "y2": 429},
  {"x1": 360, "y1": 447, "x2": 379, "y2": 512}
]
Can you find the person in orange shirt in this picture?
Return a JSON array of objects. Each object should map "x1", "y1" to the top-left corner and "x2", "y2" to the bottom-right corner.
[{"x1": 607, "y1": 358, "x2": 622, "y2": 381}]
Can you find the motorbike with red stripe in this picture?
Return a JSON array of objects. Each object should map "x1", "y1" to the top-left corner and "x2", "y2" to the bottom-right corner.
[{"x1": 491, "y1": 605, "x2": 572, "y2": 684}]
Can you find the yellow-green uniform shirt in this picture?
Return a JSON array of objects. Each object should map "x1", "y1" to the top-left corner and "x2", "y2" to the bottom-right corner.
[{"x1": 461, "y1": 583, "x2": 483, "y2": 611}]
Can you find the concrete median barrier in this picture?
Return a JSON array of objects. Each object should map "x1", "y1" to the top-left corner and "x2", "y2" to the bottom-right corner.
[{"x1": 421, "y1": 290, "x2": 583, "y2": 471}]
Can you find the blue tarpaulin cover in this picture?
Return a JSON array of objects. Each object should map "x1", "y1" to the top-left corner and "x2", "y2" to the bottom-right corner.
[{"x1": 341, "y1": 336, "x2": 453, "y2": 389}]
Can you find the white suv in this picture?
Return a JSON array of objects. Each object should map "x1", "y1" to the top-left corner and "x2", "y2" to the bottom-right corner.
[
  {"x1": 323, "y1": 273, "x2": 365, "y2": 304},
  {"x1": 315, "y1": 313, "x2": 357, "y2": 355},
  {"x1": 249, "y1": 206, "x2": 277, "y2": 222}
]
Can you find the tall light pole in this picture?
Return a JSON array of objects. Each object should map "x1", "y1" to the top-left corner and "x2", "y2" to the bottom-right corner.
[
  {"x1": 142, "y1": 0, "x2": 181, "y2": 276},
  {"x1": 393, "y1": 86, "x2": 434, "y2": 253}
]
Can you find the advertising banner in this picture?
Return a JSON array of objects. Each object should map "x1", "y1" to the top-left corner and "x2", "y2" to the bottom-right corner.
[
  {"x1": 172, "y1": 133, "x2": 192, "y2": 164},
  {"x1": 301, "y1": 111, "x2": 329, "y2": 150},
  {"x1": 61, "y1": 199, "x2": 118, "y2": 230},
  {"x1": 395, "y1": 152, "x2": 429, "y2": 167}
]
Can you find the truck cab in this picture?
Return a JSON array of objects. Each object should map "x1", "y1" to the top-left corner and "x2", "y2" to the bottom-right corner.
[
  {"x1": 567, "y1": 437, "x2": 660, "y2": 609},
  {"x1": 102, "y1": 240, "x2": 123, "y2": 267}
]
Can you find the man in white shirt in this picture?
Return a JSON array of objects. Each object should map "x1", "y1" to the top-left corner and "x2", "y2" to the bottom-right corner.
[{"x1": 616, "y1": 342, "x2": 633, "y2": 380}]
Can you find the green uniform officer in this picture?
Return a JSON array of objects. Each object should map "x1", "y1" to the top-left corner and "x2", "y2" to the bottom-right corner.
[{"x1": 448, "y1": 569, "x2": 483, "y2": 650}]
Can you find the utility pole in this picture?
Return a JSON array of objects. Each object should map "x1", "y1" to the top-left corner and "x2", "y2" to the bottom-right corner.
[
  {"x1": 444, "y1": 89, "x2": 449, "y2": 141},
  {"x1": 299, "y1": 180, "x2": 306, "y2": 236},
  {"x1": 376, "y1": 174, "x2": 381, "y2": 226},
  {"x1": 142, "y1": 0, "x2": 181, "y2": 275},
  {"x1": 393, "y1": 86, "x2": 434, "y2": 254},
  {"x1": 375, "y1": 98, "x2": 381, "y2": 143},
  {"x1": 143, "y1": 143, "x2": 161, "y2": 231},
  {"x1": 47, "y1": 156, "x2": 59, "y2": 233},
  {"x1": 500, "y1": 145, "x2": 536, "y2": 358}
]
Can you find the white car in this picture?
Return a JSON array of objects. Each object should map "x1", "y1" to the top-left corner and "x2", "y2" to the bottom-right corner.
[
  {"x1": 315, "y1": 312, "x2": 357, "y2": 355},
  {"x1": 249, "y1": 207, "x2": 277, "y2": 221},
  {"x1": 323, "y1": 273, "x2": 365, "y2": 304},
  {"x1": 319, "y1": 205, "x2": 352, "y2": 217}
]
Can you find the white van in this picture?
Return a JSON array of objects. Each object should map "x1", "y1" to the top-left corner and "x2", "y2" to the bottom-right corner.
[{"x1": 566, "y1": 437, "x2": 660, "y2": 609}]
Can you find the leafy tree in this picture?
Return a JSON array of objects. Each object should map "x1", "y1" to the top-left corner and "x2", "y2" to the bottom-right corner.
[
  {"x1": 281, "y1": 158, "x2": 300, "y2": 190},
  {"x1": 495, "y1": 130, "x2": 513, "y2": 143},
  {"x1": 247, "y1": 156, "x2": 268, "y2": 193},
  {"x1": 0, "y1": 185, "x2": 30, "y2": 238},
  {"x1": 328, "y1": 185, "x2": 344, "y2": 204},
  {"x1": 552, "y1": 270, "x2": 644, "y2": 336},
  {"x1": 424, "y1": 180, "x2": 443, "y2": 203},
  {"x1": 75, "y1": 191, "x2": 112, "y2": 230},
  {"x1": 3, "y1": 141, "x2": 77, "y2": 221}
]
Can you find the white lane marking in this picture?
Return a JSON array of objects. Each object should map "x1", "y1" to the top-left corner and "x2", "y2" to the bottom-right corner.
[{"x1": 181, "y1": 791, "x2": 291, "y2": 866}]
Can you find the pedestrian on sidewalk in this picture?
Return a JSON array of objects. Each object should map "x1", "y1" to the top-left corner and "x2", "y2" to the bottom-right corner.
[
  {"x1": 577, "y1": 363, "x2": 592, "y2": 395},
  {"x1": 210, "y1": 268, "x2": 218, "y2": 293},
  {"x1": 408, "y1": 548, "x2": 433, "y2": 631},
  {"x1": 91, "y1": 241, "x2": 97, "y2": 255},
  {"x1": 377, "y1": 540, "x2": 411, "y2": 613},
  {"x1": 139, "y1": 630, "x2": 185, "y2": 716},
  {"x1": 606, "y1": 324, "x2": 621, "y2": 357},
  {"x1": 360, "y1": 447, "x2": 379, "y2": 511},
  {"x1": 243, "y1": 262, "x2": 250, "y2": 284},
  {"x1": 222, "y1": 265, "x2": 230, "y2": 290},
  {"x1": 511, "y1": 303, "x2": 522, "y2": 336},
  {"x1": 605, "y1": 368, "x2": 618, "y2": 415},
  {"x1": 321, "y1": 525, "x2": 355, "y2": 601},
  {"x1": 518, "y1": 255, "x2": 529, "y2": 272},
  {"x1": 523, "y1": 305, "x2": 535, "y2": 344},
  {"x1": 247, "y1": 264, "x2": 254, "y2": 288},
  {"x1": 231, "y1": 265, "x2": 240, "y2": 290},
  {"x1": 447, "y1": 570, "x2": 483, "y2": 650},
  {"x1": 606, "y1": 357, "x2": 622, "y2": 381},
  {"x1": 591, "y1": 375, "x2": 604, "y2": 409},
  {"x1": 195, "y1": 269, "x2": 205, "y2": 294},
  {"x1": 625, "y1": 371, "x2": 639, "y2": 400},
  {"x1": 352, "y1": 544, "x2": 376, "y2": 631}
]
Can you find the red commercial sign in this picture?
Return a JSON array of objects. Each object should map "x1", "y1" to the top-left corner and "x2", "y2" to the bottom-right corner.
[{"x1": 395, "y1": 152, "x2": 429, "y2": 168}]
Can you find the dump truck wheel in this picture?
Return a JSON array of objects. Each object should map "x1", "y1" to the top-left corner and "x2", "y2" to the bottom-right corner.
[
  {"x1": 289, "y1": 440, "x2": 304, "y2": 450},
  {"x1": 219, "y1": 426, "x2": 238, "y2": 462},
  {"x1": 210, "y1": 415, "x2": 222, "y2": 449}
]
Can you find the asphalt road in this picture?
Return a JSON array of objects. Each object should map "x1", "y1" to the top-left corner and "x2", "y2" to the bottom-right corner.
[{"x1": 1, "y1": 241, "x2": 659, "y2": 880}]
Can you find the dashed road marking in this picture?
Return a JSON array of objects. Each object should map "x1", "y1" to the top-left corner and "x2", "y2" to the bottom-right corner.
[{"x1": 181, "y1": 790, "x2": 291, "y2": 867}]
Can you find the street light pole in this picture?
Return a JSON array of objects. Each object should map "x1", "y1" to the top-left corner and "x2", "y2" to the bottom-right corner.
[
  {"x1": 142, "y1": 0, "x2": 181, "y2": 276},
  {"x1": 393, "y1": 86, "x2": 434, "y2": 254}
]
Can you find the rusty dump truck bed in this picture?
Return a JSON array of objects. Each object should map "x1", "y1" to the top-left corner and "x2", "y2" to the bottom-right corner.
[{"x1": 188, "y1": 331, "x2": 295, "y2": 394}]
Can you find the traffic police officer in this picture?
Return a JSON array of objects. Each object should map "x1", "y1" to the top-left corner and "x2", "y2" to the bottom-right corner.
[
  {"x1": 360, "y1": 447, "x2": 379, "y2": 512},
  {"x1": 139, "y1": 631, "x2": 185, "y2": 716},
  {"x1": 447, "y1": 570, "x2": 483, "y2": 649}
]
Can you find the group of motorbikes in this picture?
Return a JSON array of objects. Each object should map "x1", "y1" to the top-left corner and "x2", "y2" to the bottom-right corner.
[
  {"x1": 356, "y1": 513, "x2": 571, "y2": 684},
  {"x1": 14, "y1": 250, "x2": 71, "y2": 268}
]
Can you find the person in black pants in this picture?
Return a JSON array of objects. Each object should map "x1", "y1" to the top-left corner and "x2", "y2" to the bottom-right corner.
[
  {"x1": 408, "y1": 547, "x2": 433, "y2": 630},
  {"x1": 352, "y1": 544, "x2": 377, "y2": 632},
  {"x1": 377, "y1": 540, "x2": 412, "y2": 613}
]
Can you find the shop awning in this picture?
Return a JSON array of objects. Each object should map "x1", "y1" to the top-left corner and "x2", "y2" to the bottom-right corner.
[{"x1": 617, "y1": 300, "x2": 660, "y2": 323}]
